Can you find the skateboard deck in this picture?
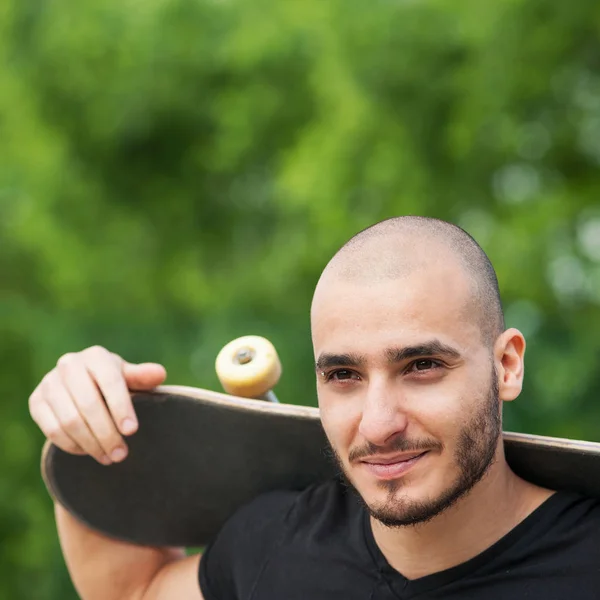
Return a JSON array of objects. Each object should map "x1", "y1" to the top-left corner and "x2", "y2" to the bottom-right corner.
[{"x1": 42, "y1": 385, "x2": 600, "y2": 547}]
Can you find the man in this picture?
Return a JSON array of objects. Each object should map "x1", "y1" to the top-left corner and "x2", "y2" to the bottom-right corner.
[{"x1": 30, "y1": 216, "x2": 600, "y2": 599}]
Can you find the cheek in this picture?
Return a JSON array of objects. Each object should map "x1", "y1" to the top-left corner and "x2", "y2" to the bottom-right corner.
[
  {"x1": 318, "y1": 391, "x2": 361, "y2": 453},
  {"x1": 414, "y1": 382, "x2": 489, "y2": 448},
  {"x1": 403, "y1": 385, "x2": 462, "y2": 433},
  {"x1": 398, "y1": 386, "x2": 478, "y2": 456}
]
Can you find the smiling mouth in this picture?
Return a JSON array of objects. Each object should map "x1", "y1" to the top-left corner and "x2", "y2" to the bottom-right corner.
[
  {"x1": 361, "y1": 451, "x2": 428, "y2": 465},
  {"x1": 359, "y1": 451, "x2": 429, "y2": 479}
]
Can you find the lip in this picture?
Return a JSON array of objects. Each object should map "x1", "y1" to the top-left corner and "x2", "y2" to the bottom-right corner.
[
  {"x1": 361, "y1": 451, "x2": 426, "y2": 465},
  {"x1": 359, "y1": 451, "x2": 428, "y2": 480}
]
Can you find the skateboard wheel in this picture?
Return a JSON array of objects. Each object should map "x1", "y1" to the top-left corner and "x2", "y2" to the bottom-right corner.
[{"x1": 215, "y1": 335, "x2": 282, "y2": 398}]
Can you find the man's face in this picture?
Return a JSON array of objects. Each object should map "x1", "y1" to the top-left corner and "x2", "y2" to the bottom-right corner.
[{"x1": 311, "y1": 266, "x2": 503, "y2": 527}]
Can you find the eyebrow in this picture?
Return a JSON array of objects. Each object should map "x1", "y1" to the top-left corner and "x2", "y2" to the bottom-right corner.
[
  {"x1": 385, "y1": 340, "x2": 462, "y2": 363},
  {"x1": 315, "y1": 339, "x2": 461, "y2": 372},
  {"x1": 315, "y1": 352, "x2": 366, "y2": 372}
]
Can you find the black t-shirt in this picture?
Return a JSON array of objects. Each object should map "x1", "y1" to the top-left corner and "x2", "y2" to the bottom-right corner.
[{"x1": 199, "y1": 478, "x2": 600, "y2": 599}]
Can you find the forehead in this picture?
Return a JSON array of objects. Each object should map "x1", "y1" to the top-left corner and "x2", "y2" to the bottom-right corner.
[{"x1": 311, "y1": 267, "x2": 480, "y2": 357}]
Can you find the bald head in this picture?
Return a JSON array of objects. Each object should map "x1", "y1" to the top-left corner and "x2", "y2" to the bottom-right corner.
[{"x1": 315, "y1": 216, "x2": 504, "y2": 345}]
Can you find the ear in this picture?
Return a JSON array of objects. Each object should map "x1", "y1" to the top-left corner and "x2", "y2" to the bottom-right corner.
[{"x1": 494, "y1": 328, "x2": 526, "y2": 402}]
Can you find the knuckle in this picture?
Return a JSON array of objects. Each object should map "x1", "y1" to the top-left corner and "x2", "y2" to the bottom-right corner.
[
  {"x1": 97, "y1": 439, "x2": 119, "y2": 457},
  {"x1": 85, "y1": 441, "x2": 105, "y2": 459},
  {"x1": 77, "y1": 393, "x2": 101, "y2": 412},
  {"x1": 92, "y1": 423, "x2": 122, "y2": 450},
  {"x1": 105, "y1": 433, "x2": 124, "y2": 452},
  {"x1": 42, "y1": 383, "x2": 64, "y2": 409},
  {"x1": 40, "y1": 369, "x2": 60, "y2": 397},
  {"x1": 41, "y1": 371, "x2": 57, "y2": 389},
  {"x1": 29, "y1": 400, "x2": 43, "y2": 423},
  {"x1": 95, "y1": 365, "x2": 127, "y2": 396},
  {"x1": 45, "y1": 425, "x2": 63, "y2": 442},
  {"x1": 61, "y1": 414, "x2": 82, "y2": 432},
  {"x1": 109, "y1": 351, "x2": 124, "y2": 364},
  {"x1": 29, "y1": 406, "x2": 41, "y2": 427},
  {"x1": 28, "y1": 389, "x2": 40, "y2": 412},
  {"x1": 56, "y1": 352, "x2": 77, "y2": 369},
  {"x1": 40, "y1": 374, "x2": 63, "y2": 406},
  {"x1": 86, "y1": 345, "x2": 108, "y2": 358},
  {"x1": 46, "y1": 428, "x2": 77, "y2": 451},
  {"x1": 102, "y1": 370, "x2": 126, "y2": 391},
  {"x1": 61, "y1": 441, "x2": 82, "y2": 454}
]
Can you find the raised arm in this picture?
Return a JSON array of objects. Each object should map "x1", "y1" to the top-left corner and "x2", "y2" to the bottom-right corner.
[
  {"x1": 30, "y1": 346, "x2": 204, "y2": 600},
  {"x1": 56, "y1": 505, "x2": 203, "y2": 600}
]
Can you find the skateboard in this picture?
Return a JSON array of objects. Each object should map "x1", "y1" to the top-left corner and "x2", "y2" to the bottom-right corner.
[{"x1": 42, "y1": 337, "x2": 600, "y2": 548}]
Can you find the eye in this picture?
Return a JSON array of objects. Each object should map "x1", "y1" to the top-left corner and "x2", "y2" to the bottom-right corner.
[
  {"x1": 324, "y1": 369, "x2": 361, "y2": 383},
  {"x1": 407, "y1": 359, "x2": 442, "y2": 373}
]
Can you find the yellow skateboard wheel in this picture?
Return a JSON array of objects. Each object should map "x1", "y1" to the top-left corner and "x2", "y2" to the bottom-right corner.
[{"x1": 215, "y1": 336, "x2": 282, "y2": 398}]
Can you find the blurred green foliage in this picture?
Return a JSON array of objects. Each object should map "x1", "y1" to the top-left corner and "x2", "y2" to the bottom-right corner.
[{"x1": 1, "y1": 0, "x2": 600, "y2": 597}]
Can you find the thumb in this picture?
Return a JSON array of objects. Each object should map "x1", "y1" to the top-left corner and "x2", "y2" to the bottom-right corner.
[{"x1": 122, "y1": 362, "x2": 167, "y2": 390}]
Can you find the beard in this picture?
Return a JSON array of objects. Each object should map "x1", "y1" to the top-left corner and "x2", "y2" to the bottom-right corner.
[{"x1": 327, "y1": 366, "x2": 502, "y2": 528}]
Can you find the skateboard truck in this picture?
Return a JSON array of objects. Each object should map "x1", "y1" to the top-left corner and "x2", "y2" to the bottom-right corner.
[{"x1": 216, "y1": 335, "x2": 282, "y2": 403}]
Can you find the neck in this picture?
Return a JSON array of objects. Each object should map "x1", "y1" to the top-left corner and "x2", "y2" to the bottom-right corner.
[{"x1": 370, "y1": 457, "x2": 554, "y2": 580}]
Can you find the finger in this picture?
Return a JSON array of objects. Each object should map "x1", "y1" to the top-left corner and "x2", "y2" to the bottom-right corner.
[
  {"x1": 58, "y1": 355, "x2": 129, "y2": 462},
  {"x1": 122, "y1": 361, "x2": 167, "y2": 391},
  {"x1": 43, "y1": 371, "x2": 111, "y2": 465},
  {"x1": 82, "y1": 349, "x2": 139, "y2": 438},
  {"x1": 30, "y1": 392, "x2": 86, "y2": 455}
]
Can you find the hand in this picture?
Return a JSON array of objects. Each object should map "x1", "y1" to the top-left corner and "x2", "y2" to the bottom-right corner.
[{"x1": 29, "y1": 346, "x2": 166, "y2": 465}]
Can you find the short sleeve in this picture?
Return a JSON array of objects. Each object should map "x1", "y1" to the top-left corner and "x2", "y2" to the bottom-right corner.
[{"x1": 198, "y1": 490, "x2": 298, "y2": 600}]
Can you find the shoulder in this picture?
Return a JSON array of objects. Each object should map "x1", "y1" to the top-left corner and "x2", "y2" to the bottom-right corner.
[
  {"x1": 201, "y1": 487, "x2": 300, "y2": 575},
  {"x1": 199, "y1": 488, "x2": 298, "y2": 599},
  {"x1": 552, "y1": 491, "x2": 600, "y2": 537},
  {"x1": 550, "y1": 491, "x2": 600, "y2": 527},
  {"x1": 525, "y1": 492, "x2": 600, "y2": 587},
  {"x1": 523, "y1": 491, "x2": 600, "y2": 562},
  {"x1": 199, "y1": 479, "x2": 356, "y2": 599}
]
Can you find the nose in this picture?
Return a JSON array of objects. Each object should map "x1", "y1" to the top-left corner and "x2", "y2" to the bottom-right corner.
[{"x1": 357, "y1": 377, "x2": 409, "y2": 446}]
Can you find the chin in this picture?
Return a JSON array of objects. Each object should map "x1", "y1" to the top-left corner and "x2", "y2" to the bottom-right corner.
[
  {"x1": 367, "y1": 466, "x2": 491, "y2": 528},
  {"x1": 350, "y1": 467, "x2": 465, "y2": 528},
  {"x1": 351, "y1": 470, "x2": 422, "y2": 504},
  {"x1": 368, "y1": 477, "x2": 427, "y2": 505}
]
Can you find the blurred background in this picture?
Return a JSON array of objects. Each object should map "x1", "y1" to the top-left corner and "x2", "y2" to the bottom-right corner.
[{"x1": 1, "y1": 0, "x2": 599, "y2": 597}]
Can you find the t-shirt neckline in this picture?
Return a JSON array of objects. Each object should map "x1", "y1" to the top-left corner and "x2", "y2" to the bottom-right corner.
[{"x1": 362, "y1": 490, "x2": 568, "y2": 599}]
